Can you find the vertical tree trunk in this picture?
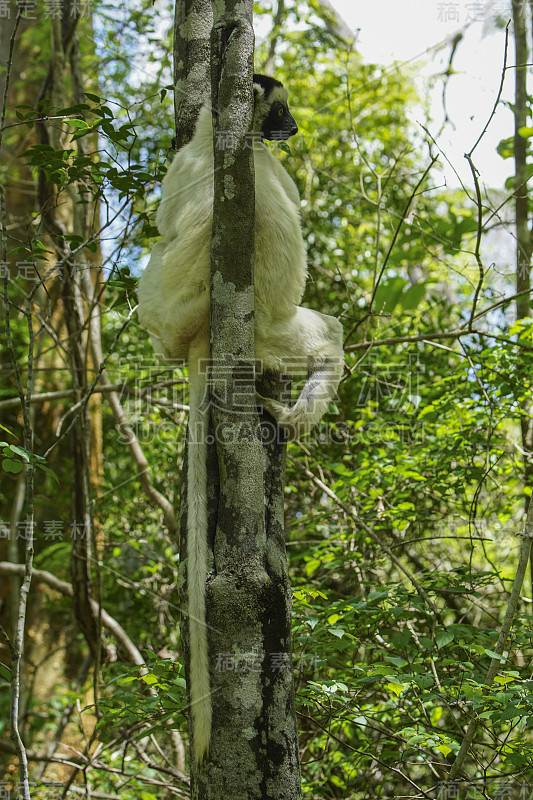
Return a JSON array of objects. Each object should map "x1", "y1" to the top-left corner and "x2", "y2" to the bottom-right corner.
[
  {"x1": 35, "y1": 3, "x2": 101, "y2": 660},
  {"x1": 173, "y1": 0, "x2": 213, "y2": 149},
  {"x1": 176, "y1": 1, "x2": 302, "y2": 796},
  {"x1": 512, "y1": 0, "x2": 532, "y2": 320},
  {"x1": 512, "y1": 1, "x2": 533, "y2": 511},
  {"x1": 512, "y1": 1, "x2": 533, "y2": 605}
]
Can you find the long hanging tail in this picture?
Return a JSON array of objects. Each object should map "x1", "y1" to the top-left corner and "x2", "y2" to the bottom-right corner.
[{"x1": 186, "y1": 349, "x2": 211, "y2": 763}]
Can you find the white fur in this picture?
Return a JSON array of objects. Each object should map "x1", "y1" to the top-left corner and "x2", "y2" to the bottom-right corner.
[
  {"x1": 186, "y1": 341, "x2": 211, "y2": 763},
  {"x1": 137, "y1": 103, "x2": 344, "y2": 762}
]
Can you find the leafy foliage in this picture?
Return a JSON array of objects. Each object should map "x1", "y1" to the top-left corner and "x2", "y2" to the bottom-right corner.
[{"x1": 1, "y1": 0, "x2": 533, "y2": 797}]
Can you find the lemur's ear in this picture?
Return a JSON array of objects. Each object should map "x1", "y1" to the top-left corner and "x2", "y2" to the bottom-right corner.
[{"x1": 253, "y1": 80, "x2": 265, "y2": 100}]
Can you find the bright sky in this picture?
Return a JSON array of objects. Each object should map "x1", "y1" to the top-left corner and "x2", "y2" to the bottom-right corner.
[{"x1": 330, "y1": 0, "x2": 516, "y2": 190}]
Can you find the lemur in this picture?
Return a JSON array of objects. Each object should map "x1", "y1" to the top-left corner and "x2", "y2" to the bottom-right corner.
[{"x1": 137, "y1": 74, "x2": 344, "y2": 762}]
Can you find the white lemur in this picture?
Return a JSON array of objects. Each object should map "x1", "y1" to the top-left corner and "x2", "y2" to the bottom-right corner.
[{"x1": 137, "y1": 75, "x2": 344, "y2": 762}]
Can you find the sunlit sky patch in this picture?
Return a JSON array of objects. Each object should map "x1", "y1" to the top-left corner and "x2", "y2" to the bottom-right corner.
[{"x1": 330, "y1": 0, "x2": 516, "y2": 190}]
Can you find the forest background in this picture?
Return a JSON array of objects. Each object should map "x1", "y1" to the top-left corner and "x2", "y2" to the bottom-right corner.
[{"x1": 1, "y1": 0, "x2": 533, "y2": 797}]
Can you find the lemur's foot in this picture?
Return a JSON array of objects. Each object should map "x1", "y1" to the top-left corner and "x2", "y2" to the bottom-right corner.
[{"x1": 256, "y1": 392, "x2": 314, "y2": 440}]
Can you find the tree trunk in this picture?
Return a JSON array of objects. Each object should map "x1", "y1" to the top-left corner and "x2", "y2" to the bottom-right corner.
[
  {"x1": 512, "y1": 0, "x2": 531, "y2": 320},
  {"x1": 512, "y1": 1, "x2": 533, "y2": 512},
  {"x1": 35, "y1": 3, "x2": 101, "y2": 660},
  {"x1": 176, "y1": 1, "x2": 302, "y2": 795},
  {"x1": 173, "y1": 0, "x2": 213, "y2": 149}
]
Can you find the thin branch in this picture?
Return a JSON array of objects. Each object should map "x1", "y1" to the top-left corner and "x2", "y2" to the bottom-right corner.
[
  {"x1": 0, "y1": 380, "x2": 189, "y2": 412},
  {"x1": 436, "y1": 32, "x2": 463, "y2": 135},
  {"x1": 461, "y1": 31, "x2": 511, "y2": 329},
  {"x1": 468, "y1": 22, "x2": 510, "y2": 156},
  {"x1": 297, "y1": 711, "x2": 434, "y2": 799},
  {"x1": 464, "y1": 152, "x2": 485, "y2": 329},
  {"x1": 262, "y1": 0, "x2": 285, "y2": 74},
  {"x1": 471, "y1": 288, "x2": 532, "y2": 322},
  {"x1": 0, "y1": 738, "x2": 189, "y2": 796},
  {"x1": 345, "y1": 156, "x2": 438, "y2": 344},
  {"x1": 42, "y1": 305, "x2": 137, "y2": 459},
  {"x1": 345, "y1": 328, "x2": 533, "y2": 353},
  {"x1": 0, "y1": 11, "x2": 35, "y2": 798},
  {"x1": 0, "y1": 6, "x2": 22, "y2": 152}
]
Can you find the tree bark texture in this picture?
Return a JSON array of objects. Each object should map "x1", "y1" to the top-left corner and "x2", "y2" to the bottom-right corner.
[
  {"x1": 512, "y1": 1, "x2": 533, "y2": 509},
  {"x1": 173, "y1": 0, "x2": 213, "y2": 150},
  {"x1": 512, "y1": 0, "x2": 532, "y2": 321},
  {"x1": 176, "y1": 0, "x2": 302, "y2": 796},
  {"x1": 35, "y1": 2, "x2": 101, "y2": 660}
]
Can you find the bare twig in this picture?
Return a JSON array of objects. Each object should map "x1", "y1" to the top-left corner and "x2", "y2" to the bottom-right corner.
[
  {"x1": 469, "y1": 23, "x2": 510, "y2": 157},
  {"x1": 0, "y1": 380, "x2": 189, "y2": 412},
  {"x1": 345, "y1": 156, "x2": 438, "y2": 344},
  {"x1": 0, "y1": 7, "x2": 22, "y2": 152},
  {"x1": 262, "y1": 0, "x2": 285, "y2": 74},
  {"x1": 42, "y1": 305, "x2": 138, "y2": 459},
  {"x1": 345, "y1": 327, "x2": 533, "y2": 353},
  {"x1": 464, "y1": 152, "x2": 485, "y2": 329},
  {"x1": 436, "y1": 32, "x2": 463, "y2": 134},
  {"x1": 0, "y1": 737, "x2": 189, "y2": 796}
]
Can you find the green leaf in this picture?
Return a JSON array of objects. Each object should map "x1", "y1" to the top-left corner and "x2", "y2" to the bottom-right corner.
[
  {"x1": 9, "y1": 445, "x2": 30, "y2": 461},
  {"x1": 65, "y1": 118, "x2": 90, "y2": 129},
  {"x1": 499, "y1": 706, "x2": 523, "y2": 721},
  {"x1": 0, "y1": 662, "x2": 11, "y2": 681},
  {"x1": 485, "y1": 649, "x2": 506, "y2": 662},
  {"x1": 36, "y1": 463, "x2": 59, "y2": 484},
  {"x1": 399, "y1": 282, "x2": 426, "y2": 311},
  {"x1": 505, "y1": 753, "x2": 528, "y2": 766},
  {"x1": 140, "y1": 673, "x2": 159, "y2": 685},
  {"x1": 2, "y1": 459, "x2": 24, "y2": 474},
  {"x1": 436, "y1": 631, "x2": 454, "y2": 648},
  {"x1": 396, "y1": 501, "x2": 415, "y2": 511},
  {"x1": 496, "y1": 135, "x2": 514, "y2": 159},
  {"x1": 385, "y1": 682, "x2": 405, "y2": 696},
  {"x1": 385, "y1": 656, "x2": 408, "y2": 668},
  {"x1": 374, "y1": 276, "x2": 407, "y2": 314}
]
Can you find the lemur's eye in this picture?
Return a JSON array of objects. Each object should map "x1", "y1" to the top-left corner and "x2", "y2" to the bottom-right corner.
[{"x1": 277, "y1": 107, "x2": 284, "y2": 117}]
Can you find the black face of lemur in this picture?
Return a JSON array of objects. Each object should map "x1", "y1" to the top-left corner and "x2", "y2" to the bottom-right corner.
[{"x1": 261, "y1": 101, "x2": 298, "y2": 141}]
